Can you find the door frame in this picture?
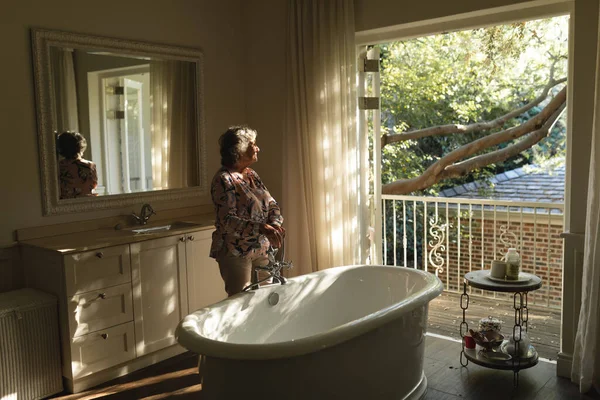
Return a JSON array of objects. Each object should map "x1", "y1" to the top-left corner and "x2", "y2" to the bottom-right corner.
[
  {"x1": 87, "y1": 65, "x2": 150, "y2": 195},
  {"x1": 355, "y1": 0, "x2": 597, "y2": 378}
]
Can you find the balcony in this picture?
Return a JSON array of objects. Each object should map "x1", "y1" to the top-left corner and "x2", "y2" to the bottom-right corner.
[{"x1": 380, "y1": 195, "x2": 563, "y2": 360}]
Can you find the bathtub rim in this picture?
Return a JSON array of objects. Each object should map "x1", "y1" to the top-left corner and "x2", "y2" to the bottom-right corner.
[{"x1": 176, "y1": 264, "x2": 443, "y2": 360}]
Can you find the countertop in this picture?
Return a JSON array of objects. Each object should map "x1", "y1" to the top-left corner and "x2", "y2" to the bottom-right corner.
[{"x1": 20, "y1": 213, "x2": 215, "y2": 254}]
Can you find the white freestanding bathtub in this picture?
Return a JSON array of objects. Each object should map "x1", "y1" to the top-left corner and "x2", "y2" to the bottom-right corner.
[{"x1": 176, "y1": 265, "x2": 443, "y2": 399}]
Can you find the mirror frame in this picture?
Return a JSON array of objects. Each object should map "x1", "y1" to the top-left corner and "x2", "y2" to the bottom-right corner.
[{"x1": 31, "y1": 28, "x2": 207, "y2": 215}]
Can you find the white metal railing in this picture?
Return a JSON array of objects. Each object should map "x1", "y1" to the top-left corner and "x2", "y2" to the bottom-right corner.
[{"x1": 379, "y1": 195, "x2": 564, "y2": 308}]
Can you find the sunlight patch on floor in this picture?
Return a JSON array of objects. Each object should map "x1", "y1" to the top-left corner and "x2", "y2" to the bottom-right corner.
[
  {"x1": 54, "y1": 366, "x2": 198, "y2": 400},
  {"x1": 140, "y1": 384, "x2": 202, "y2": 400}
]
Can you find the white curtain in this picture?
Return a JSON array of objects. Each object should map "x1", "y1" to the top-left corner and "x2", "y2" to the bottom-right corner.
[
  {"x1": 283, "y1": 0, "x2": 368, "y2": 276},
  {"x1": 571, "y1": 12, "x2": 600, "y2": 394},
  {"x1": 150, "y1": 61, "x2": 197, "y2": 190},
  {"x1": 50, "y1": 47, "x2": 79, "y2": 133}
]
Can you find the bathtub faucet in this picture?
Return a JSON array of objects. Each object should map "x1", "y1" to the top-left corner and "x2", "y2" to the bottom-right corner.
[{"x1": 243, "y1": 246, "x2": 293, "y2": 292}]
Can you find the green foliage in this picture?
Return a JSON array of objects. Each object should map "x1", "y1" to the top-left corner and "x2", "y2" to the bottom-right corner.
[{"x1": 376, "y1": 16, "x2": 569, "y2": 196}]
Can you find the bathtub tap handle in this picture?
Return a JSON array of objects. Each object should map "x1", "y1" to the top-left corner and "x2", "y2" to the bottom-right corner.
[{"x1": 242, "y1": 246, "x2": 293, "y2": 292}]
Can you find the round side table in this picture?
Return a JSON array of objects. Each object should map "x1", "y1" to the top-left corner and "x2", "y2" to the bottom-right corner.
[{"x1": 459, "y1": 270, "x2": 543, "y2": 386}]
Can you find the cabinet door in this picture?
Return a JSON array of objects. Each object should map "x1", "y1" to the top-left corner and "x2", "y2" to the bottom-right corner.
[
  {"x1": 186, "y1": 229, "x2": 227, "y2": 312},
  {"x1": 130, "y1": 235, "x2": 189, "y2": 356}
]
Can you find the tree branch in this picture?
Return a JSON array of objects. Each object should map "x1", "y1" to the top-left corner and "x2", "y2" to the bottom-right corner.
[
  {"x1": 382, "y1": 77, "x2": 566, "y2": 147},
  {"x1": 381, "y1": 86, "x2": 566, "y2": 194},
  {"x1": 440, "y1": 103, "x2": 566, "y2": 179}
]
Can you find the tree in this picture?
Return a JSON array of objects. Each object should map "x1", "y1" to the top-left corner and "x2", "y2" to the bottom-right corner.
[{"x1": 377, "y1": 16, "x2": 569, "y2": 196}]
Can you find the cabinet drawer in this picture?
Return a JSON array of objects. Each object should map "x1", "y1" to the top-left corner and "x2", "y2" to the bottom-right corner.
[
  {"x1": 68, "y1": 283, "x2": 134, "y2": 338},
  {"x1": 70, "y1": 322, "x2": 135, "y2": 379},
  {"x1": 65, "y1": 245, "x2": 131, "y2": 295}
]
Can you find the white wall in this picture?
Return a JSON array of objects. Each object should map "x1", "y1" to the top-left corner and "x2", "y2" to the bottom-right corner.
[
  {"x1": 0, "y1": 0, "x2": 248, "y2": 246},
  {"x1": 354, "y1": 0, "x2": 536, "y2": 32},
  {"x1": 242, "y1": 0, "x2": 287, "y2": 205}
]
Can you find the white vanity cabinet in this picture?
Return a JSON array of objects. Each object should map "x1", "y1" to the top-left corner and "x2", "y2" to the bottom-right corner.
[
  {"x1": 23, "y1": 244, "x2": 138, "y2": 392},
  {"x1": 21, "y1": 225, "x2": 225, "y2": 393}
]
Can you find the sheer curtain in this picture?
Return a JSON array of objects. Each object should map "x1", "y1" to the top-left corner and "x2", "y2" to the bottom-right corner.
[
  {"x1": 571, "y1": 11, "x2": 600, "y2": 394},
  {"x1": 150, "y1": 61, "x2": 197, "y2": 190},
  {"x1": 283, "y1": 0, "x2": 368, "y2": 276},
  {"x1": 50, "y1": 47, "x2": 79, "y2": 133}
]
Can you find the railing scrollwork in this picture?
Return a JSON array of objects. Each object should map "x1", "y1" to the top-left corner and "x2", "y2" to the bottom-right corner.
[
  {"x1": 428, "y1": 215, "x2": 449, "y2": 275},
  {"x1": 499, "y1": 224, "x2": 519, "y2": 257}
]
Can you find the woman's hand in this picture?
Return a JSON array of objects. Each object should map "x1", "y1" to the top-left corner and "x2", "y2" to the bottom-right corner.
[
  {"x1": 259, "y1": 223, "x2": 284, "y2": 248},
  {"x1": 274, "y1": 225, "x2": 286, "y2": 238}
]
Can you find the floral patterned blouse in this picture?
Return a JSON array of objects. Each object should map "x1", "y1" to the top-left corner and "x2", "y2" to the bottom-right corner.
[
  {"x1": 210, "y1": 167, "x2": 283, "y2": 260},
  {"x1": 59, "y1": 158, "x2": 98, "y2": 199}
]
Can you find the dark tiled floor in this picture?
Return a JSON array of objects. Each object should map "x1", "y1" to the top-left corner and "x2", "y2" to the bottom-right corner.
[
  {"x1": 424, "y1": 335, "x2": 599, "y2": 400},
  {"x1": 50, "y1": 336, "x2": 598, "y2": 399}
]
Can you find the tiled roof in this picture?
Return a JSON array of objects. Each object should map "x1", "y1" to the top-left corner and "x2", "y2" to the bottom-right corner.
[{"x1": 439, "y1": 164, "x2": 565, "y2": 203}]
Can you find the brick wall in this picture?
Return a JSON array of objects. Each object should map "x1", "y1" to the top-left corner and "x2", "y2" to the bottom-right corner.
[{"x1": 430, "y1": 216, "x2": 563, "y2": 308}]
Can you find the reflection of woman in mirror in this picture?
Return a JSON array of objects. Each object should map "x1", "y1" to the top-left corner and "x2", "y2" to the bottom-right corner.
[{"x1": 57, "y1": 131, "x2": 98, "y2": 199}]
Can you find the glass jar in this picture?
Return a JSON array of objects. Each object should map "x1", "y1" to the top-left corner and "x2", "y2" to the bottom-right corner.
[
  {"x1": 505, "y1": 248, "x2": 521, "y2": 280},
  {"x1": 479, "y1": 316, "x2": 502, "y2": 333}
]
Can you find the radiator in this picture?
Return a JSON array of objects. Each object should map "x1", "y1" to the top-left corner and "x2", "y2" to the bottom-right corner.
[{"x1": 0, "y1": 289, "x2": 63, "y2": 400}]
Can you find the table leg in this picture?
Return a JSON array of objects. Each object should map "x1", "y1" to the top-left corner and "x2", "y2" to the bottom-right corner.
[{"x1": 523, "y1": 292, "x2": 529, "y2": 333}]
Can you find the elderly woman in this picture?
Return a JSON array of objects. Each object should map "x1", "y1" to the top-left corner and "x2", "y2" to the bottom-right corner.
[
  {"x1": 57, "y1": 131, "x2": 98, "y2": 199},
  {"x1": 210, "y1": 125, "x2": 285, "y2": 297}
]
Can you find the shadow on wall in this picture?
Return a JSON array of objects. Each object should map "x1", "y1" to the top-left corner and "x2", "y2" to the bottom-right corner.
[{"x1": 0, "y1": 246, "x2": 23, "y2": 293}]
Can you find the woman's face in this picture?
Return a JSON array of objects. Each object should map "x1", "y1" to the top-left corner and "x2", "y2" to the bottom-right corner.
[{"x1": 239, "y1": 140, "x2": 260, "y2": 167}]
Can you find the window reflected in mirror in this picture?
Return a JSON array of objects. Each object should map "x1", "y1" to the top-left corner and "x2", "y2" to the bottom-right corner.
[{"x1": 51, "y1": 47, "x2": 198, "y2": 198}]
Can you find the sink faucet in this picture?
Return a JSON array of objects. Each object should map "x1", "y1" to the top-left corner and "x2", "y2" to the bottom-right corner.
[
  {"x1": 243, "y1": 245, "x2": 293, "y2": 292},
  {"x1": 132, "y1": 204, "x2": 156, "y2": 225}
]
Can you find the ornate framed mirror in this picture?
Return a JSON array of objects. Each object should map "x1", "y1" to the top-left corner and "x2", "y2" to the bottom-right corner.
[{"x1": 31, "y1": 28, "x2": 206, "y2": 215}]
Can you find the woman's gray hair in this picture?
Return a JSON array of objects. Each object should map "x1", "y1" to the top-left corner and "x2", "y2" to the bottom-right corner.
[{"x1": 219, "y1": 125, "x2": 257, "y2": 167}]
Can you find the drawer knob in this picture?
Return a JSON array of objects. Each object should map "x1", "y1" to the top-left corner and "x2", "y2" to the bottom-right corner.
[
  {"x1": 188, "y1": 236, "x2": 195, "y2": 241},
  {"x1": 180, "y1": 237, "x2": 186, "y2": 242},
  {"x1": 98, "y1": 293, "x2": 107, "y2": 300},
  {"x1": 100, "y1": 333, "x2": 108, "y2": 340},
  {"x1": 96, "y1": 252, "x2": 104, "y2": 259}
]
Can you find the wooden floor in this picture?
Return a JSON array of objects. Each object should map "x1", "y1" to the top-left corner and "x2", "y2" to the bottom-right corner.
[
  {"x1": 49, "y1": 336, "x2": 599, "y2": 400},
  {"x1": 49, "y1": 353, "x2": 202, "y2": 399},
  {"x1": 427, "y1": 291, "x2": 561, "y2": 361}
]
